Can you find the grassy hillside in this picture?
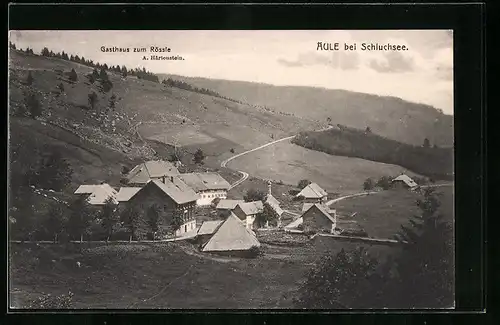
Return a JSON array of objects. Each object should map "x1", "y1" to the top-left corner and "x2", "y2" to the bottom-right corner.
[
  {"x1": 291, "y1": 127, "x2": 454, "y2": 180},
  {"x1": 10, "y1": 240, "x2": 397, "y2": 309},
  {"x1": 227, "y1": 140, "x2": 423, "y2": 194},
  {"x1": 8, "y1": 49, "x2": 321, "y2": 192},
  {"x1": 160, "y1": 74, "x2": 454, "y2": 147},
  {"x1": 334, "y1": 186, "x2": 454, "y2": 239}
]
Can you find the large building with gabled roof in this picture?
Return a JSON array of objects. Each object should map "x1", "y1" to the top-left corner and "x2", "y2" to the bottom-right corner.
[
  {"x1": 177, "y1": 172, "x2": 231, "y2": 206},
  {"x1": 202, "y1": 213, "x2": 260, "y2": 255},
  {"x1": 119, "y1": 178, "x2": 199, "y2": 237}
]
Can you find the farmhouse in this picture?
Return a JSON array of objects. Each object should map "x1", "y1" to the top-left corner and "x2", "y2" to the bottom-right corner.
[
  {"x1": 202, "y1": 213, "x2": 260, "y2": 256},
  {"x1": 196, "y1": 220, "x2": 223, "y2": 247},
  {"x1": 119, "y1": 178, "x2": 199, "y2": 237},
  {"x1": 177, "y1": 172, "x2": 231, "y2": 206},
  {"x1": 233, "y1": 201, "x2": 264, "y2": 230},
  {"x1": 124, "y1": 160, "x2": 180, "y2": 186},
  {"x1": 74, "y1": 183, "x2": 118, "y2": 205},
  {"x1": 392, "y1": 174, "x2": 419, "y2": 190},
  {"x1": 301, "y1": 204, "x2": 337, "y2": 234},
  {"x1": 216, "y1": 199, "x2": 245, "y2": 217},
  {"x1": 296, "y1": 182, "x2": 328, "y2": 203}
]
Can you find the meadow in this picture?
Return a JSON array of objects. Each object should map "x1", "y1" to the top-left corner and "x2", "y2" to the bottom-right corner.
[
  {"x1": 9, "y1": 239, "x2": 399, "y2": 309},
  {"x1": 334, "y1": 186, "x2": 454, "y2": 239},
  {"x1": 227, "y1": 140, "x2": 422, "y2": 194}
]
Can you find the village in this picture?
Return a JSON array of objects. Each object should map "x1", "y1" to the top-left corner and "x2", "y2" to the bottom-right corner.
[
  {"x1": 8, "y1": 29, "x2": 456, "y2": 309},
  {"x1": 71, "y1": 158, "x2": 425, "y2": 257}
]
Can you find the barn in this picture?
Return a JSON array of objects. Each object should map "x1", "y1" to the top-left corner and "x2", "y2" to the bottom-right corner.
[
  {"x1": 196, "y1": 220, "x2": 223, "y2": 248},
  {"x1": 301, "y1": 204, "x2": 337, "y2": 234},
  {"x1": 296, "y1": 182, "x2": 328, "y2": 204},
  {"x1": 202, "y1": 213, "x2": 260, "y2": 257},
  {"x1": 392, "y1": 174, "x2": 419, "y2": 190}
]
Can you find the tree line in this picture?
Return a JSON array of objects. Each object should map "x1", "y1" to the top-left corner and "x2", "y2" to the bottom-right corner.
[
  {"x1": 10, "y1": 41, "x2": 159, "y2": 83},
  {"x1": 10, "y1": 41, "x2": 248, "y2": 105},
  {"x1": 10, "y1": 193, "x2": 186, "y2": 243}
]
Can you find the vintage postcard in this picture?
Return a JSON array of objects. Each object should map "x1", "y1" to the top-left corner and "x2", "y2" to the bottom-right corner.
[{"x1": 8, "y1": 30, "x2": 454, "y2": 309}]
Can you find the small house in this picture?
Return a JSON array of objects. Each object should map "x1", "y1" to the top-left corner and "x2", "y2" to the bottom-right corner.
[
  {"x1": 233, "y1": 201, "x2": 264, "y2": 230},
  {"x1": 296, "y1": 182, "x2": 328, "y2": 204},
  {"x1": 74, "y1": 183, "x2": 118, "y2": 205},
  {"x1": 119, "y1": 178, "x2": 199, "y2": 237},
  {"x1": 202, "y1": 213, "x2": 260, "y2": 256},
  {"x1": 216, "y1": 199, "x2": 245, "y2": 217},
  {"x1": 392, "y1": 174, "x2": 419, "y2": 190},
  {"x1": 302, "y1": 204, "x2": 337, "y2": 234},
  {"x1": 124, "y1": 160, "x2": 180, "y2": 186},
  {"x1": 196, "y1": 220, "x2": 223, "y2": 248},
  {"x1": 177, "y1": 172, "x2": 231, "y2": 206}
]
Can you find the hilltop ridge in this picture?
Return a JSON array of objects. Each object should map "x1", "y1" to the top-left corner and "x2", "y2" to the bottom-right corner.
[{"x1": 160, "y1": 74, "x2": 454, "y2": 147}]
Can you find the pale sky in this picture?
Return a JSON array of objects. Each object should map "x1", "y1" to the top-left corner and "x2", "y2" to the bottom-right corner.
[{"x1": 9, "y1": 30, "x2": 454, "y2": 114}]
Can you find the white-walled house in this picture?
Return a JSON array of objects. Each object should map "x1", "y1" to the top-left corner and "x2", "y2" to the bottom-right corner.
[
  {"x1": 233, "y1": 201, "x2": 264, "y2": 230},
  {"x1": 177, "y1": 172, "x2": 231, "y2": 206}
]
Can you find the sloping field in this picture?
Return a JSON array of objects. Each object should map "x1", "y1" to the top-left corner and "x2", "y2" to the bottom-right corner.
[
  {"x1": 334, "y1": 186, "x2": 454, "y2": 239},
  {"x1": 227, "y1": 140, "x2": 422, "y2": 194},
  {"x1": 9, "y1": 50, "x2": 323, "y2": 173},
  {"x1": 10, "y1": 240, "x2": 399, "y2": 309}
]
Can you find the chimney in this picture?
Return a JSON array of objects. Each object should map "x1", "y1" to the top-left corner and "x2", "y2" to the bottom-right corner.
[
  {"x1": 162, "y1": 176, "x2": 166, "y2": 184},
  {"x1": 268, "y1": 180, "x2": 272, "y2": 196},
  {"x1": 170, "y1": 176, "x2": 174, "y2": 183}
]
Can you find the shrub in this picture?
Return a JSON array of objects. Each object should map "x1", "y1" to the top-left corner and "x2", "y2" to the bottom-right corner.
[
  {"x1": 376, "y1": 176, "x2": 393, "y2": 190},
  {"x1": 363, "y1": 178, "x2": 375, "y2": 191},
  {"x1": 230, "y1": 148, "x2": 235, "y2": 153},
  {"x1": 26, "y1": 71, "x2": 34, "y2": 85},
  {"x1": 25, "y1": 93, "x2": 42, "y2": 118},
  {"x1": 298, "y1": 179, "x2": 311, "y2": 189},
  {"x1": 193, "y1": 148, "x2": 205, "y2": 165},
  {"x1": 68, "y1": 69, "x2": 78, "y2": 82},
  {"x1": 244, "y1": 189, "x2": 266, "y2": 202}
]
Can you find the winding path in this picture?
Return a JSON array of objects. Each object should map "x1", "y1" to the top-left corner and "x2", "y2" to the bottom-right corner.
[
  {"x1": 221, "y1": 136, "x2": 295, "y2": 189},
  {"x1": 221, "y1": 126, "x2": 333, "y2": 189}
]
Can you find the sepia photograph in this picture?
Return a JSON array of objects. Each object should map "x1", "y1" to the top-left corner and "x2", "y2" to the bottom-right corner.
[{"x1": 8, "y1": 30, "x2": 454, "y2": 310}]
